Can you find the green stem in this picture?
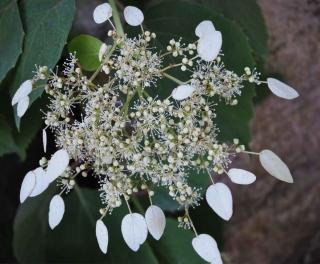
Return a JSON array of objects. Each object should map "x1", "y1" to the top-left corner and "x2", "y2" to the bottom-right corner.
[
  {"x1": 162, "y1": 72, "x2": 185, "y2": 85},
  {"x1": 109, "y1": 0, "x2": 124, "y2": 37}
]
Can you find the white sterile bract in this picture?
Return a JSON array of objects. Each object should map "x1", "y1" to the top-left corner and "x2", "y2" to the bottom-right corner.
[
  {"x1": 124, "y1": 6, "x2": 144, "y2": 26},
  {"x1": 93, "y1": 3, "x2": 112, "y2": 24},
  {"x1": 259, "y1": 149, "x2": 293, "y2": 183},
  {"x1": 20, "y1": 171, "x2": 36, "y2": 203},
  {"x1": 96, "y1": 220, "x2": 109, "y2": 254},
  {"x1": 99, "y1": 43, "x2": 108, "y2": 62},
  {"x1": 267, "y1": 78, "x2": 299, "y2": 100},
  {"x1": 192, "y1": 234, "x2": 222, "y2": 263},
  {"x1": 145, "y1": 205, "x2": 166, "y2": 240},
  {"x1": 121, "y1": 213, "x2": 148, "y2": 251},
  {"x1": 48, "y1": 195, "x2": 65, "y2": 229},
  {"x1": 206, "y1": 183, "x2": 233, "y2": 221},
  {"x1": 17, "y1": 96, "x2": 30, "y2": 118},
  {"x1": 11, "y1": 80, "x2": 32, "y2": 106},
  {"x1": 42, "y1": 129, "x2": 47, "y2": 153},
  {"x1": 197, "y1": 31, "x2": 222, "y2": 62},
  {"x1": 46, "y1": 149, "x2": 69, "y2": 182},
  {"x1": 171, "y1": 84, "x2": 195, "y2": 100},
  {"x1": 29, "y1": 167, "x2": 49, "y2": 197},
  {"x1": 195, "y1": 20, "x2": 215, "y2": 38},
  {"x1": 228, "y1": 168, "x2": 256, "y2": 185}
]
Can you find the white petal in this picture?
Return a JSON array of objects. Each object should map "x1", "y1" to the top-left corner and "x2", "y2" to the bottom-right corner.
[
  {"x1": 267, "y1": 78, "x2": 299, "y2": 100},
  {"x1": 195, "y1": 20, "x2": 215, "y2": 38},
  {"x1": 145, "y1": 205, "x2": 166, "y2": 240},
  {"x1": 29, "y1": 167, "x2": 49, "y2": 197},
  {"x1": 20, "y1": 171, "x2": 36, "y2": 203},
  {"x1": 197, "y1": 31, "x2": 222, "y2": 62},
  {"x1": 121, "y1": 213, "x2": 148, "y2": 251},
  {"x1": 206, "y1": 183, "x2": 233, "y2": 221},
  {"x1": 12, "y1": 80, "x2": 32, "y2": 106},
  {"x1": 171, "y1": 85, "x2": 195, "y2": 100},
  {"x1": 124, "y1": 6, "x2": 144, "y2": 26},
  {"x1": 96, "y1": 220, "x2": 109, "y2": 254},
  {"x1": 99, "y1": 43, "x2": 108, "y2": 62},
  {"x1": 46, "y1": 149, "x2": 70, "y2": 183},
  {"x1": 259, "y1": 149, "x2": 293, "y2": 183},
  {"x1": 48, "y1": 195, "x2": 65, "y2": 229},
  {"x1": 192, "y1": 234, "x2": 222, "y2": 263},
  {"x1": 228, "y1": 168, "x2": 256, "y2": 185},
  {"x1": 93, "y1": 3, "x2": 112, "y2": 24},
  {"x1": 42, "y1": 129, "x2": 47, "y2": 153},
  {"x1": 17, "y1": 96, "x2": 29, "y2": 118}
]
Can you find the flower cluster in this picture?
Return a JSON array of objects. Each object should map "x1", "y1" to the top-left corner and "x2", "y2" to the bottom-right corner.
[{"x1": 15, "y1": 3, "x2": 299, "y2": 263}]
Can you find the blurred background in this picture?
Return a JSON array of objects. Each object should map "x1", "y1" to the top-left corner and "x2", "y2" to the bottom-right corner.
[{"x1": 0, "y1": 0, "x2": 319, "y2": 263}]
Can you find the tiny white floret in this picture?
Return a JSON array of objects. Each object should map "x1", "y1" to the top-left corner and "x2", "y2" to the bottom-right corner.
[
  {"x1": 20, "y1": 171, "x2": 36, "y2": 203},
  {"x1": 121, "y1": 213, "x2": 148, "y2": 251},
  {"x1": 171, "y1": 85, "x2": 195, "y2": 100},
  {"x1": 93, "y1": 3, "x2": 112, "y2": 24},
  {"x1": 206, "y1": 183, "x2": 233, "y2": 221},
  {"x1": 124, "y1": 6, "x2": 144, "y2": 26},
  {"x1": 48, "y1": 194, "x2": 65, "y2": 229},
  {"x1": 259, "y1": 149, "x2": 293, "y2": 183},
  {"x1": 145, "y1": 205, "x2": 166, "y2": 240},
  {"x1": 228, "y1": 168, "x2": 256, "y2": 185},
  {"x1": 192, "y1": 234, "x2": 222, "y2": 263},
  {"x1": 267, "y1": 78, "x2": 299, "y2": 100},
  {"x1": 96, "y1": 219, "x2": 109, "y2": 254}
]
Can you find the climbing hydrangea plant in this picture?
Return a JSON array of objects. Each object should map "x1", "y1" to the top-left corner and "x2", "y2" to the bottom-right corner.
[{"x1": 14, "y1": 2, "x2": 299, "y2": 263}]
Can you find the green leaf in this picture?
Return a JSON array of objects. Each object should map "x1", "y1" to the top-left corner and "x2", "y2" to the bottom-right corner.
[
  {"x1": 9, "y1": 0, "x2": 75, "y2": 129},
  {"x1": 68, "y1": 34, "x2": 103, "y2": 72},
  {"x1": 0, "y1": 0, "x2": 24, "y2": 84},
  {"x1": 0, "y1": 115, "x2": 19, "y2": 156}
]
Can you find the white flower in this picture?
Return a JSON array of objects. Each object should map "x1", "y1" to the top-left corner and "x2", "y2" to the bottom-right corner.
[
  {"x1": 145, "y1": 205, "x2": 166, "y2": 240},
  {"x1": 228, "y1": 168, "x2": 256, "y2": 185},
  {"x1": 20, "y1": 171, "x2": 36, "y2": 203},
  {"x1": 11, "y1": 80, "x2": 32, "y2": 106},
  {"x1": 171, "y1": 84, "x2": 195, "y2": 100},
  {"x1": 259, "y1": 149, "x2": 293, "y2": 183},
  {"x1": 267, "y1": 78, "x2": 299, "y2": 100},
  {"x1": 46, "y1": 149, "x2": 70, "y2": 183},
  {"x1": 96, "y1": 219, "x2": 109, "y2": 254},
  {"x1": 206, "y1": 183, "x2": 233, "y2": 221},
  {"x1": 93, "y1": 3, "x2": 112, "y2": 24},
  {"x1": 99, "y1": 43, "x2": 108, "y2": 62},
  {"x1": 121, "y1": 213, "x2": 148, "y2": 251},
  {"x1": 124, "y1": 6, "x2": 144, "y2": 26},
  {"x1": 42, "y1": 129, "x2": 47, "y2": 153},
  {"x1": 197, "y1": 31, "x2": 222, "y2": 62},
  {"x1": 195, "y1": 20, "x2": 215, "y2": 38},
  {"x1": 48, "y1": 194, "x2": 65, "y2": 229},
  {"x1": 29, "y1": 167, "x2": 49, "y2": 197},
  {"x1": 16, "y1": 96, "x2": 30, "y2": 118},
  {"x1": 192, "y1": 234, "x2": 223, "y2": 263}
]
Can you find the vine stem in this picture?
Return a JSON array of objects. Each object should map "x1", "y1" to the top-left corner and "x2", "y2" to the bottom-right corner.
[
  {"x1": 162, "y1": 72, "x2": 185, "y2": 85},
  {"x1": 109, "y1": 0, "x2": 124, "y2": 37}
]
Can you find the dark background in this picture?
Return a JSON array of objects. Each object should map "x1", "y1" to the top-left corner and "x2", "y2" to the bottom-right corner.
[{"x1": 1, "y1": 0, "x2": 320, "y2": 263}]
